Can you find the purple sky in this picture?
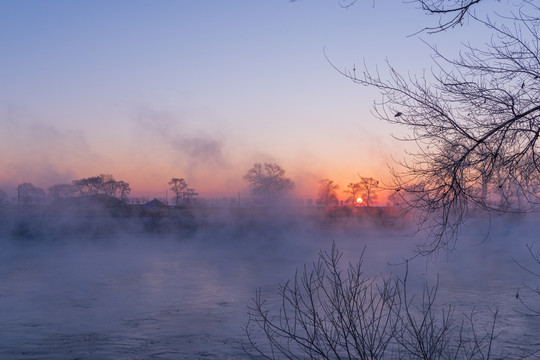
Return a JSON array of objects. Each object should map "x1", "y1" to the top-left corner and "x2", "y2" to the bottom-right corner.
[{"x1": 0, "y1": 0, "x2": 489, "y2": 200}]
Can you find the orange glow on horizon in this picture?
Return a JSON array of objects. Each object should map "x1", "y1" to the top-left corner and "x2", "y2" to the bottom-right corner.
[{"x1": 0, "y1": 160, "x2": 393, "y2": 205}]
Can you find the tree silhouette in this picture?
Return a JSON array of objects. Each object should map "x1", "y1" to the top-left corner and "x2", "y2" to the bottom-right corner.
[
  {"x1": 72, "y1": 174, "x2": 131, "y2": 202},
  {"x1": 115, "y1": 181, "x2": 131, "y2": 201},
  {"x1": 330, "y1": 0, "x2": 540, "y2": 253},
  {"x1": 344, "y1": 182, "x2": 362, "y2": 207},
  {"x1": 245, "y1": 245, "x2": 500, "y2": 359},
  {"x1": 358, "y1": 176, "x2": 379, "y2": 207},
  {"x1": 244, "y1": 163, "x2": 294, "y2": 197},
  {"x1": 48, "y1": 184, "x2": 79, "y2": 199},
  {"x1": 316, "y1": 179, "x2": 339, "y2": 207},
  {"x1": 169, "y1": 178, "x2": 188, "y2": 205},
  {"x1": 17, "y1": 183, "x2": 46, "y2": 205}
]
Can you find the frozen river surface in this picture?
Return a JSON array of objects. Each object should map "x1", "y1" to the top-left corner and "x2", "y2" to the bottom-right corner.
[{"x1": 1, "y1": 213, "x2": 539, "y2": 359}]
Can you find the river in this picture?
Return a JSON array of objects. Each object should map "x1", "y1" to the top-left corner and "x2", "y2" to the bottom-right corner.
[{"x1": 0, "y1": 211, "x2": 538, "y2": 359}]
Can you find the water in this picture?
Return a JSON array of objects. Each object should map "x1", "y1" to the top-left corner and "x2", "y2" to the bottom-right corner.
[{"x1": 0, "y1": 213, "x2": 539, "y2": 359}]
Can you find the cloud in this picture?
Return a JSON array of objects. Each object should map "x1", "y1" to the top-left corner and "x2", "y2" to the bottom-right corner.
[
  {"x1": 129, "y1": 106, "x2": 235, "y2": 192},
  {"x1": 0, "y1": 106, "x2": 99, "y2": 192},
  {"x1": 172, "y1": 134, "x2": 223, "y2": 162},
  {"x1": 133, "y1": 107, "x2": 225, "y2": 165}
]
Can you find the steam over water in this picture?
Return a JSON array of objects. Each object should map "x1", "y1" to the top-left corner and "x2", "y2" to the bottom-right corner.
[{"x1": 0, "y1": 210, "x2": 539, "y2": 359}]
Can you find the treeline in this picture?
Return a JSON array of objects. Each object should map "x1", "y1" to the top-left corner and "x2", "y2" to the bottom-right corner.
[
  {"x1": 317, "y1": 177, "x2": 380, "y2": 208},
  {"x1": 0, "y1": 174, "x2": 200, "y2": 208},
  {"x1": 0, "y1": 163, "x2": 383, "y2": 208},
  {"x1": 4, "y1": 174, "x2": 132, "y2": 206}
]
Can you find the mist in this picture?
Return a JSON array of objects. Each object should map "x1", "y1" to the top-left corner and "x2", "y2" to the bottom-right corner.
[{"x1": 0, "y1": 201, "x2": 539, "y2": 359}]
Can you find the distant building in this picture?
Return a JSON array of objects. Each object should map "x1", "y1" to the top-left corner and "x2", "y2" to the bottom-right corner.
[{"x1": 143, "y1": 198, "x2": 168, "y2": 208}]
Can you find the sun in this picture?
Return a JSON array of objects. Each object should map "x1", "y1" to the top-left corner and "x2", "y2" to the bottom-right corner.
[{"x1": 356, "y1": 197, "x2": 363, "y2": 204}]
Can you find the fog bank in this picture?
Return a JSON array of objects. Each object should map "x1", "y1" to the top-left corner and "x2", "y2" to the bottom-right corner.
[{"x1": 0, "y1": 205, "x2": 538, "y2": 358}]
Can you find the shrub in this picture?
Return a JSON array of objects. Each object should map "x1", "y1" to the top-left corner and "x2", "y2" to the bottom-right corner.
[{"x1": 244, "y1": 245, "x2": 501, "y2": 360}]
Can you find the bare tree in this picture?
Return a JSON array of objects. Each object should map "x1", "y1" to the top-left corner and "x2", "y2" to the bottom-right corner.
[
  {"x1": 358, "y1": 176, "x2": 379, "y2": 207},
  {"x1": 316, "y1": 179, "x2": 340, "y2": 207},
  {"x1": 72, "y1": 174, "x2": 131, "y2": 202},
  {"x1": 344, "y1": 182, "x2": 363, "y2": 206},
  {"x1": 414, "y1": 0, "x2": 485, "y2": 33},
  {"x1": 73, "y1": 175, "x2": 104, "y2": 195},
  {"x1": 169, "y1": 178, "x2": 188, "y2": 205},
  {"x1": 48, "y1": 183, "x2": 79, "y2": 200},
  {"x1": 326, "y1": 0, "x2": 540, "y2": 254},
  {"x1": 244, "y1": 245, "x2": 501, "y2": 359},
  {"x1": 294, "y1": 0, "x2": 499, "y2": 34},
  {"x1": 512, "y1": 243, "x2": 540, "y2": 320},
  {"x1": 245, "y1": 245, "x2": 400, "y2": 360},
  {"x1": 244, "y1": 163, "x2": 294, "y2": 197},
  {"x1": 183, "y1": 188, "x2": 198, "y2": 204},
  {"x1": 101, "y1": 174, "x2": 118, "y2": 197},
  {"x1": 17, "y1": 183, "x2": 46, "y2": 205},
  {"x1": 115, "y1": 180, "x2": 131, "y2": 201}
]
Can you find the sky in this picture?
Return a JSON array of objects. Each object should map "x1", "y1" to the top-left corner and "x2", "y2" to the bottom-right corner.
[{"x1": 0, "y1": 0, "x2": 489, "y2": 201}]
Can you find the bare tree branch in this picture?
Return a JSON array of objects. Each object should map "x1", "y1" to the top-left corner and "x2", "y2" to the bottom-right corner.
[
  {"x1": 244, "y1": 245, "x2": 502, "y2": 359},
  {"x1": 324, "y1": 2, "x2": 540, "y2": 254}
]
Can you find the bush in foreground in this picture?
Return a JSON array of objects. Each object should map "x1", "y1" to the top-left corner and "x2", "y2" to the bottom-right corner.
[{"x1": 244, "y1": 245, "x2": 502, "y2": 360}]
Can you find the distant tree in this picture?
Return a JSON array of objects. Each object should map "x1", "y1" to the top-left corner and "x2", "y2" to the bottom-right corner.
[
  {"x1": 115, "y1": 180, "x2": 131, "y2": 201},
  {"x1": 72, "y1": 174, "x2": 130, "y2": 201},
  {"x1": 344, "y1": 182, "x2": 362, "y2": 206},
  {"x1": 183, "y1": 188, "x2": 198, "y2": 204},
  {"x1": 48, "y1": 183, "x2": 79, "y2": 200},
  {"x1": 17, "y1": 183, "x2": 46, "y2": 205},
  {"x1": 244, "y1": 163, "x2": 294, "y2": 197},
  {"x1": 73, "y1": 175, "x2": 104, "y2": 195},
  {"x1": 316, "y1": 179, "x2": 339, "y2": 207},
  {"x1": 358, "y1": 176, "x2": 379, "y2": 207},
  {"x1": 0, "y1": 189, "x2": 7, "y2": 205},
  {"x1": 169, "y1": 178, "x2": 188, "y2": 205},
  {"x1": 100, "y1": 174, "x2": 117, "y2": 197}
]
